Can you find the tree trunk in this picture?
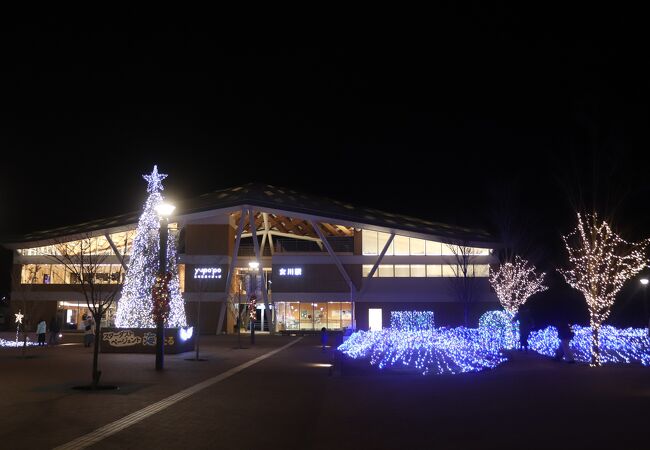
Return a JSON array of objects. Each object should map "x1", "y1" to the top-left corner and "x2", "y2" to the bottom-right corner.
[
  {"x1": 92, "y1": 313, "x2": 103, "y2": 388},
  {"x1": 590, "y1": 319, "x2": 601, "y2": 367}
]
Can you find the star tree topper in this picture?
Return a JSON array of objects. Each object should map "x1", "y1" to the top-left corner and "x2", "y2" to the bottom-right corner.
[
  {"x1": 14, "y1": 310, "x2": 24, "y2": 324},
  {"x1": 143, "y1": 165, "x2": 168, "y2": 193}
]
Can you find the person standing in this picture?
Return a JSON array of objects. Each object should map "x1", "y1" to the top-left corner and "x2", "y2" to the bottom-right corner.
[
  {"x1": 49, "y1": 317, "x2": 60, "y2": 345},
  {"x1": 36, "y1": 318, "x2": 47, "y2": 346},
  {"x1": 320, "y1": 327, "x2": 329, "y2": 352},
  {"x1": 84, "y1": 315, "x2": 95, "y2": 348}
]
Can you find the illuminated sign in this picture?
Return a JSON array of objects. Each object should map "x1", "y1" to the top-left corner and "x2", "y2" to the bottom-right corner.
[
  {"x1": 194, "y1": 267, "x2": 222, "y2": 279},
  {"x1": 278, "y1": 267, "x2": 302, "y2": 276}
]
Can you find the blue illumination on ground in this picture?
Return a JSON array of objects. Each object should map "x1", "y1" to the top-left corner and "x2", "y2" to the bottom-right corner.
[
  {"x1": 338, "y1": 327, "x2": 507, "y2": 375},
  {"x1": 338, "y1": 310, "x2": 650, "y2": 375},
  {"x1": 528, "y1": 325, "x2": 650, "y2": 365}
]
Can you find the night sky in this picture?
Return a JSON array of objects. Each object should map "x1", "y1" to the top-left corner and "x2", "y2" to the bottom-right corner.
[{"x1": 1, "y1": 10, "x2": 649, "y2": 320}]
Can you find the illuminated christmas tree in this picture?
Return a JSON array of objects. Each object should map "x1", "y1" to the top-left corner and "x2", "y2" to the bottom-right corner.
[
  {"x1": 115, "y1": 166, "x2": 187, "y2": 328},
  {"x1": 490, "y1": 256, "x2": 547, "y2": 315},
  {"x1": 559, "y1": 213, "x2": 649, "y2": 366}
]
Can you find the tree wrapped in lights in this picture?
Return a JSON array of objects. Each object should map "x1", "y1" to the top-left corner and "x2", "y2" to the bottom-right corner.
[
  {"x1": 559, "y1": 213, "x2": 649, "y2": 366},
  {"x1": 489, "y1": 256, "x2": 547, "y2": 315},
  {"x1": 115, "y1": 166, "x2": 187, "y2": 328},
  {"x1": 151, "y1": 272, "x2": 172, "y2": 324}
]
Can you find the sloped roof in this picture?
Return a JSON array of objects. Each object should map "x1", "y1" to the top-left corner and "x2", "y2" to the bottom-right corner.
[{"x1": 1, "y1": 183, "x2": 496, "y2": 245}]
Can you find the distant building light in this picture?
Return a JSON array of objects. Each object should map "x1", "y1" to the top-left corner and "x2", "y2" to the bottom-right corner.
[{"x1": 641, "y1": 278, "x2": 649, "y2": 285}]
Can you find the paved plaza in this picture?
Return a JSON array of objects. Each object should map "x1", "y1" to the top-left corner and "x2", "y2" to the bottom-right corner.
[{"x1": 1, "y1": 333, "x2": 649, "y2": 449}]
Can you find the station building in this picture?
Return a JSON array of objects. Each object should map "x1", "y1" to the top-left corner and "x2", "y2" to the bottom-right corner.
[{"x1": 2, "y1": 184, "x2": 499, "y2": 333}]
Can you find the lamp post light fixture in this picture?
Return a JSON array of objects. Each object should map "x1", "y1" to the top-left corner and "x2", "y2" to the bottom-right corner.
[
  {"x1": 155, "y1": 202, "x2": 175, "y2": 371},
  {"x1": 248, "y1": 261, "x2": 259, "y2": 344},
  {"x1": 642, "y1": 279, "x2": 650, "y2": 336}
]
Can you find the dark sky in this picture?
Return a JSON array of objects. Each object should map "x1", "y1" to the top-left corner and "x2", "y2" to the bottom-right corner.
[{"x1": 1, "y1": 9, "x2": 648, "y2": 272}]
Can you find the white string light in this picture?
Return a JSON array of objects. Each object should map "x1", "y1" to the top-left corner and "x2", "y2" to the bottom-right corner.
[
  {"x1": 490, "y1": 256, "x2": 547, "y2": 315},
  {"x1": 114, "y1": 166, "x2": 187, "y2": 329},
  {"x1": 558, "y1": 213, "x2": 649, "y2": 366}
]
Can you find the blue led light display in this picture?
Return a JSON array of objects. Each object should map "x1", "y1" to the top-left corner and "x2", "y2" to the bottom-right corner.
[
  {"x1": 390, "y1": 311, "x2": 435, "y2": 331},
  {"x1": 528, "y1": 325, "x2": 650, "y2": 365},
  {"x1": 338, "y1": 327, "x2": 507, "y2": 375}
]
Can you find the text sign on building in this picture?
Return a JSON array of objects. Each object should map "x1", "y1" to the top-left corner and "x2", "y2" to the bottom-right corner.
[
  {"x1": 194, "y1": 267, "x2": 222, "y2": 279},
  {"x1": 278, "y1": 267, "x2": 302, "y2": 276}
]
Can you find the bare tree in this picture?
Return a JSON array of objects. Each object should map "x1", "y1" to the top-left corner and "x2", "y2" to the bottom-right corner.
[
  {"x1": 447, "y1": 243, "x2": 482, "y2": 326},
  {"x1": 50, "y1": 234, "x2": 121, "y2": 388}
]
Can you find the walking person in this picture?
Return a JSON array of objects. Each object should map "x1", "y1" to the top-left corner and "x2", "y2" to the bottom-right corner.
[
  {"x1": 554, "y1": 321, "x2": 575, "y2": 363},
  {"x1": 84, "y1": 315, "x2": 95, "y2": 348},
  {"x1": 36, "y1": 318, "x2": 47, "y2": 346},
  {"x1": 48, "y1": 317, "x2": 60, "y2": 345},
  {"x1": 320, "y1": 327, "x2": 329, "y2": 352}
]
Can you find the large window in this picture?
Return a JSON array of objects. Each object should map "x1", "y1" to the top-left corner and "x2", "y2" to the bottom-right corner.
[
  {"x1": 274, "y1": 301, "x2": 352, "y2": 331},
  {"x1": 361, "y1": 229, "x2": 491, "y2": 256},
  {"x1": 18, "y1": 229, "x2": 137, "y2": 256},
  {"x1": 362, "y1": 264, "x2": 490, "y2": 278},
  {"x1": 21, "y1": 264, "x2": 125, "y2": 284}
]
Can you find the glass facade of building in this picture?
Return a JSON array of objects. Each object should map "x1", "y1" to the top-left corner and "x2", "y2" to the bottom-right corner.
[
  {"x1": 274, "y1": 301, "x2": 352, "y2": 331},
  {"x1": 361, "y1": 230, "x2": 491, "y2": 256},
  {"x1": 362, "y1": 264, "x2": 490, "y2": 278},
  {"x1": 21, "y1": 264, "x2": 125, "y2": 284},
  {"x1": 17, "y1": 229, "x2": 138, "y2": 256}
]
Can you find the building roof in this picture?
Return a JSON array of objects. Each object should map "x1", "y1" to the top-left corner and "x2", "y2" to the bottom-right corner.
[{"x1": 1, "y1": 183, "x2": 496, "y2": 246}]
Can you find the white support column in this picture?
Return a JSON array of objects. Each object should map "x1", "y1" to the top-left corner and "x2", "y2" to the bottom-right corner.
[
  {"x1": 261, "y1": 213, "x2": 270, "y2": 255},
  {"x1": 217, "y1": 207, "x2": 247, "y2": 334},
  {"x1": 309, "y1": 220, "x2": 357, "y2": 296},
  {"x1": 268, "y1": 232, "x2": 275, "y2": 256},
  {"x1": 357, "y1": 232, "x2": 395, "y2": 301},
  {"x1": 250, "y1": 209, "x2": 273, "y2": 334},
  {"x1": 105, "y1": 233, "x2": 128, "y2": 271}
]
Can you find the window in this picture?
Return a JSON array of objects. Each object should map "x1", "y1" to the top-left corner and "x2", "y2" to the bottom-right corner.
[
  {"x1": 394, "y1": 265, "x2": 410, "y2": 277},
  {"x1": 410, "y1": 238, "x2": 425, "y2": 255},
  {"x1": 442, "y1": 264, "x2": 459, "y2": 277},
  {"x1": 341, "y1": 302, "x2": 352, "y2": 329},
  {"x1": 442, "y1": 244, "x2": 458, "y2": 255},
  {"x1": 377, "y1": 232, "x2": 394, "y2": 256},
  {"x1": 394, "y1": 235, "x2": 410, "y2": 255},
  {"x1": 362, "y1": 230, "x2": 378, "y2": 255},
  {"x1": 362, "y1": 265, "x2": 377, "y2": 278},
  {"x1": 410, "y1": 265, "x2": 426, "y2": 277},
  {"x1": 300, "y1": 303, "x2": 314, "y2": 330},
  {"x1": 426, "y1": 241, "x2": 442, "y2": 255},
  {"x1": 426, "y1": 265, "x2": 442, "y2": 277},
  {"x1": 473, "y1": 264, "x2": 490, "y2": 277},
  {"x1": 377, "y1": 265, "x2": 394, "y2": 277}
]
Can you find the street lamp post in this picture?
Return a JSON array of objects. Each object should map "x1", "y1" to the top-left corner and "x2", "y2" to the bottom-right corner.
[
  {"x1": 641, "y1": 278, "x2": 649, "y2": 336},
  {"x1": 249, "y1": 261, "x2": 259, "y2": 345},
  {"x1": 155, "y1": 202, "x2": 175, "y2": 371}
]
